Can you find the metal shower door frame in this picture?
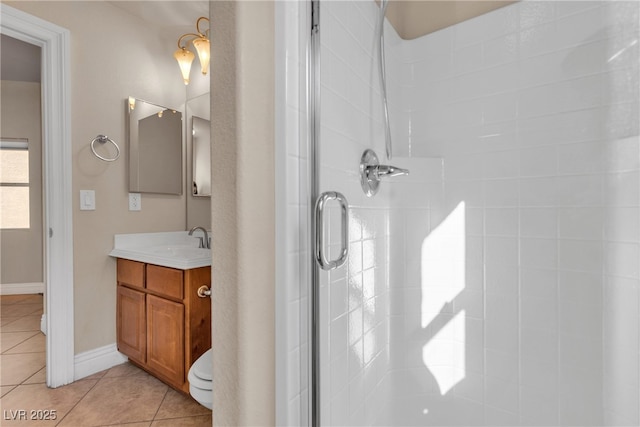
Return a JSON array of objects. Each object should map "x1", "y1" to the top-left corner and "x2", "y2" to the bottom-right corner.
[{"x1": 307, "y1": 1, "x2": 321, "y2": 425}]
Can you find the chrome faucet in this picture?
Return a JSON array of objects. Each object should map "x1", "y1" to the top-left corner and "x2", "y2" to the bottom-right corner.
[
  {"x1": 188, "y1": 226, "x2": 210, "y2": 249},
  {"x1": 365, "y1": 164, "x2": 410, "y2": 180},
  {"x1": 359, "y1": 149, "x2": 410, "y2": 197}
]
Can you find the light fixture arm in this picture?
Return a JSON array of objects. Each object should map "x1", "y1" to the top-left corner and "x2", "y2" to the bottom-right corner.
[
  {"x1": 196, "y1": 16, "x2": 209, "y2": 38},
  {"x1": 177, "y1": 33, "x2": 202, "y2": 49},
  {"x1": 177, "y1": 16, "x2": 209, "y2": 49}
]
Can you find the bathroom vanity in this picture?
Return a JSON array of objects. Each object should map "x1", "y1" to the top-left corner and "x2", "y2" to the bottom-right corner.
[{"x1": 110, "y1": 232, "x2": 212, "y2": 393}]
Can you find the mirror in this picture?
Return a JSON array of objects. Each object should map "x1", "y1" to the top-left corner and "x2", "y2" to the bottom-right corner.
[
  {"x1": 186, "y1": 91, "x2": 210, "y2": 229},
  {"x1": 127, "y1": 97, "x2": 183, "y2": 195},
  {"x1": 192, "y1": 116, "x2": 211, "y2": 197}
]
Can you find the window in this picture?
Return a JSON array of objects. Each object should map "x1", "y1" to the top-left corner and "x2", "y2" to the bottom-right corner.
[{"x1": 0, "y1": 138, "x2": 30, "y2": 229}]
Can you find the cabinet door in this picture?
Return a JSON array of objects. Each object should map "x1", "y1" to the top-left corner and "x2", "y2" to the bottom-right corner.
[
  {"x1": 147, "y1": 294, "x2": 185, "y2": 386},
  {"x1": 117, "y1": 286, "x2": 146, "y2": 363}
]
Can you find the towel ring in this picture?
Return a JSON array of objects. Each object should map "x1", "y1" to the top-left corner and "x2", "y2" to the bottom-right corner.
[{"x1": 91, "y1": 135, "x2": 120, "y2": 162}]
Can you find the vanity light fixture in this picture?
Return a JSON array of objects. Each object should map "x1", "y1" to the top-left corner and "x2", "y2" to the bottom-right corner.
[{"x1": 174, "y1": 16, "x2": 210, "y2": 85}]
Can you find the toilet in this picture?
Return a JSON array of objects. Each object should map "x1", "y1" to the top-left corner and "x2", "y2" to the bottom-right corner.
[{"x1": 188, "y1": 348, "x2": 212, "y2": 409}]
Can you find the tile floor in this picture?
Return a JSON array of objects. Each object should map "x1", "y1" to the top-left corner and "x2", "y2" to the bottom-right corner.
[{"x1": 0, "y1": 294, "x2": 212, "y2": 426}]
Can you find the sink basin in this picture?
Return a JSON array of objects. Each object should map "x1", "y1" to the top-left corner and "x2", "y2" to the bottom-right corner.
[{"x1": 110, "y1": 232, "x2": 212, "y2": 270}]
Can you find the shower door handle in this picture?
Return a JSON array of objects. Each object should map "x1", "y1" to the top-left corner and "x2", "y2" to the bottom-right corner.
[{"x1": 315, "y1": 191, "x2": 349, "y2": 270}]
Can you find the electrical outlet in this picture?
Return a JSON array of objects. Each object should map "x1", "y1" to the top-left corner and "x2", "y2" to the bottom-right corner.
[{"x1": 129, "y1": 193, "x2": 141, "y2": 211}]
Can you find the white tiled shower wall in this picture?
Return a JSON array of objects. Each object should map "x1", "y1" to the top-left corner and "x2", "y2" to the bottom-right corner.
[
  {"x1": 278, "y1": 1, "x2": 639, "y2": 426},
  {"x1": 387, "y1": 1, "x2": 639, "y2": 426}
]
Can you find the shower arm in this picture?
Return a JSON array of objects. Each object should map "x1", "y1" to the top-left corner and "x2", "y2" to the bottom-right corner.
[{"x1": 379, "y1": 0, "x2": 393, "y2": 160}]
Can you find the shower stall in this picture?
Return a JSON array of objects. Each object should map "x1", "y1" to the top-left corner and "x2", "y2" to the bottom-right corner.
[{"x1": 277, "y1": 1, "x2": 640, "y2": 426}]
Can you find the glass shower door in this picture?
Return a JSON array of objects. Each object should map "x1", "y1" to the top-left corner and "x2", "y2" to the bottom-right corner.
[
  {"x1": 310, "y1": 1, "x2": 640, "y2": 427},
  {"x1": 311, "y1": 1, "x2": 397, "y2": 425}
]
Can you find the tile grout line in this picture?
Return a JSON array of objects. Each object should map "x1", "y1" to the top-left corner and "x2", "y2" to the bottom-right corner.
[
  {"x1": 1, "y1": 331, "x2": 44, "y2": 355},
  {"x1": 151, "y1": 387, "x2": 171, "y2": 423},
  {"x1": 53, "y1": 372, "x2": 111, "y2": 426},
  {"x1": 0, "y1": 294, "x2": 87, "y2": 427},
  {"x1": 2, "y1": 295, "x2": 211, "y2": 426},
  {"x1": 0, "y1": 295, "x2": 45, "y2": 390}
]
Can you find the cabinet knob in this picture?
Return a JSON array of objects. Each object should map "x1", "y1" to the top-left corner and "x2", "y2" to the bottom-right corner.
[{"x1": 197, "y1": 285, "x2": 211, "y2": 298}]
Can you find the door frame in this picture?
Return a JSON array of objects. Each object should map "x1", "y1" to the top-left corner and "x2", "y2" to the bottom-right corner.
[
  {"x1": 309, "y1": 1, "x2": 321, "y2": 425},
  {"x1": 0, "y1": 4, "x2": 75, "y2": 387}
]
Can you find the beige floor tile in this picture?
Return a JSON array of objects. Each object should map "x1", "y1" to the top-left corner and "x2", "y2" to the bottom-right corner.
[
  {"x1": 5, "y1": 333, "x2": 45, "y2": 354},
  {"x1": 0, "y1": 352, "x2": 46, "y2": 386},
  {"x1": 14, "y1": 294, "x2": 43, "y2": 305},
  {"x1": 0, "y1": 294, "x2": 42, "y2": 303},
  {"x1": 0, "y1": 379, "x2": 97, "y2": 426},
  {"x1": 1, "y1": 385, "x2": 16, "y2": 397},
  {"x1": 1, "y1": 294, "x2": 206, "y2": 427},
  {"x1": 1, "y1": 304, "x2": 43, "y2": 318},
  {"x1": 0, "y1": 295, "x2": 32, "y2": 305},
  {"x1": 105, "y1": 423, "x2": 152, "y2": 427},
  {"x1": 0, "y1": 317, "x2": 21, "y2": 327},
  {"x1": 155, "y1": 388, "x2": 211, "y2": 420},
  {"x1": 58, "y1": 374, "x2": 168, "y2": 426},
  {"x1": 23, "y1": 367, "x2": 46, "y2": 384},
  {"x1": 0, "y1": 294, "x2": 43, "y2": 306},
  {"x1": 1, "y1": 331, "x2": 39, "y2": 353},
  {"x1": 150, "y1": 414, "x2": 212, "y2": 427},
  {"x1": 81, "y1": 369, "x2": 108, "y2": 381},
  {"x1": 104, "y1": 361, "x2": 148, "y2": 378},
  {"x1": 1, "y1": 315, "x2": 41, "y2": 333}
]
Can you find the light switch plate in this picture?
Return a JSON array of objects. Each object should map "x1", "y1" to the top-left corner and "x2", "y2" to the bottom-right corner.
[
  {"x1": 129, "y1": 193, "x2": 141, "y2": 211},
  {"x1": 80, "y1": 190, "x2": 95, "y2": 211}
]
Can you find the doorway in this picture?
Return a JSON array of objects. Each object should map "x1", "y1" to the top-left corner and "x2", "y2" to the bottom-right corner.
[
  {"x1": 0, "y1": 4, "x2": 74, "y2": 388},
  {"x1": 1, "y1": 34, "x2": 45, "y2": 300}
]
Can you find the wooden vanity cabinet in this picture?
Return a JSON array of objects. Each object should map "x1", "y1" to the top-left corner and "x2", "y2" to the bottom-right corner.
[{"x1": 116, "y1": 258, "x2": 211, "y2": 393}]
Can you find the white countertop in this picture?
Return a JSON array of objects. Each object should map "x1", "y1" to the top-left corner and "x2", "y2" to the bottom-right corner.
[{"x1": 109, "y1": 231, "x2": 211, "y2": 270}]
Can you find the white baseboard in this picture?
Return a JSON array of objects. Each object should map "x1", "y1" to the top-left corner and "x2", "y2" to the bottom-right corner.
[
  {"x1": 41, "y1": 314, "x2": 47, "y2": 335},
  {"x1": 74, "y1": 343, "x2": 128, "y2": 381},
  {"x1": 0, "y1": 282, "x2": 45, "y2": 295}
]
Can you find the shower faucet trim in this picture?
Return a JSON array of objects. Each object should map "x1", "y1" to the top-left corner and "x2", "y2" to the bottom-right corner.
[{"x1": 359, "y1": 149, "x2": 409, "y2": 197}]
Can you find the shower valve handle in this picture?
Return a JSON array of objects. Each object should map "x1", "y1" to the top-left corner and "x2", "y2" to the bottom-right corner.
[
  {"x1": 366, "y1": 164, "x2": 410, "y2": 179},
  {"x1": 360, "y1": 149, "x2": 410, "y2": 197}
]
